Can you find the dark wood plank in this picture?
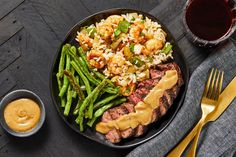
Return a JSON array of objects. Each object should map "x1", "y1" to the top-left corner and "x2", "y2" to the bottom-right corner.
[
  {"x1": 0, "y1": 0, "x2": 25, "y2": 20},
  {"x1": 29, "y1": 0, "x2": 163, "y2": 41},
  {"x1": 0, "y1": 13, "x2": 23, "y2": 45},
  {"x1": 0, "y1": 69, "x2": 16, "y2": 98},
  {"x1": 166, "y1": 13, "x2": 186, "y2": 41},
  {"x1": 29, "y1": 0, "x2": 91, "y2": 40},
  {"x1": 149, "y1": 0, "x2": 186, "y2": 24},
  {"x1": 139, "y1": 0, "x2": 164, "y2": 11},
  {"x1": 12, "y1": 2, "x2": 60, "y2": 51},
  {"x1": 0, "y1": 32, "x2": 22, "y2": 72}
]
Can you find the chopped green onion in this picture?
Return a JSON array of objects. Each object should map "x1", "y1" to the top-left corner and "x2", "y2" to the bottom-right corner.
[
  {"x1": 131, "y1": 17, "x2": 135, "y2": 22},
  {"x1": 114, "y1": 29, "x2": 121, "y2": 37},
  {"x1": 140, "y1": 32, "x2": 145, "y2": 36},
  {"x1": 161, "y1": 43, "x2": 173, "y2": 54},
  {"x1": 118, "y1": 21, "x2": 130, "y2": 33},
  {"x1": 130, "y1": 56, "x2": 145, "y2": 67},
  {"x1": 87, "y1": 27, "x2": 96, "y2": 38},
  {"x1": 130, "y1": 43, "x2": 135, "y2": 53}
]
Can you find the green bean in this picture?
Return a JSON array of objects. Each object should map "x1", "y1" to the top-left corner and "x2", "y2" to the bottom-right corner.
[
  {"x1": 105, "y1": 87, "x2": 120, "y2": 94},
  {"x1": 71, "y1": 61, "x2": 91, "y2": 95},
  {"x1": 68, "y1": 48, "x2": 100, "y2": 85},
  {"x1": 92, "y1": 70, "x2": 114, "y2": 87},
  {"x1": 75, "y1": 79, "x2": 108, "y2": 130},
  {"x1": 56, "y1": 75, "x2": 62, "y2": 90},
  {"x1": 59, "y1": 52, "x2": 71, "y2": 97},
  {"x1": 56, "y1": 44, "x2": 70, "y2": 107},
  {"x1": 57, "y1": 44, "x2": 70, "y2": 79},
  {"x1": 70, "y1": 46, "x2": 77, "y2": 55},
  {"x1": 61, "y1": 98, "x2": 66, "y2": 107},
  {"x1": 73, "y1": 99, "x2": 81, "y2": 115},
  {"x1": 79, "y1": 117, "x2": 84, "y2": 132},
  {"x1": 57, "y1": 74, "x2": 66, "y2": 108},
  {"x1": 64, "y1": 85, "x2": 73, "y2": 116},
  {"x1": 87, "y1": 98, "x2": 126, "y2": 127},
  {"x1": 78, "y1": 47, "x2": 89, "y2": 67},
  {"x1": 64, "y1": 70, "x2": 85, "y2": 100},
  {"x1": 94, "y1": 93, "x2": 119, "y2": 110},
  {"x1": 72, "y1": 76, "x2": 79, "y2": 98},
  {"x1": 87, "y1": 87, "x2": 102, "y2": 119}
]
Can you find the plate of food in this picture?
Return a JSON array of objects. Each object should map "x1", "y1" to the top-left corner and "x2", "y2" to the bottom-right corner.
[{"x1": 50, "y1": 8, "x2": 189, "y2": 148}]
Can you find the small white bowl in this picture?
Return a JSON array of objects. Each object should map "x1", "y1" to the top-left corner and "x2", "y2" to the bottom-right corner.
[{"x1": 0, "y1": 89, "x2": 46, "y2": 137}]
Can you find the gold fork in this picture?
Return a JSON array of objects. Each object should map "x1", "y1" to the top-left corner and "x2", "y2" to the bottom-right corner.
[
  {"x1": 167, "y1": 68, "x2": 224, "y2": 157},
  {"x1": 186, "y1": 68, "x2": 224, "y2": 157}
]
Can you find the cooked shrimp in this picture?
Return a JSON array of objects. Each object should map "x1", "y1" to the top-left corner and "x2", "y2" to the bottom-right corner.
[
  {"x1": 129, "y1": 22, "x2": 145, "y2": 43},
  {"x1": 145, "y1": 39, "x2": 163, "y2": 52},
  {"x1": 108, "y1": 54, "x2": 126, "y2": 75},
  {"x1": 96, "y1": 24, "x2": 113, "y2": 40},
  {"x1": 87, "y1": 50, "x2": 106, "y2": 69},
  {"x1": 106, "y1": 15, "x2": 124, "y2": 26},
  {"x1": 76, "y1": 32, "x2": 93, "y2": 48}
]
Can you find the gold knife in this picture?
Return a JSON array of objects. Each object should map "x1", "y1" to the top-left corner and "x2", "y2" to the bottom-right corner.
[{"x1": 167, "y1": 76, "x2": 236, "y2": 157}]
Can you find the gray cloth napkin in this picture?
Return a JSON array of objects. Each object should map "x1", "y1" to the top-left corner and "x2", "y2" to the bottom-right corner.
[{"x1": 127, "y1": 41, "x2": 236, "y2": 157}]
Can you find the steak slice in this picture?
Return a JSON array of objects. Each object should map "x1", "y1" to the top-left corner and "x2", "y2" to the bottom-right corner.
[
  {"x1": 150, "y1": 69, "x2": 165, "y2": 79},
  {"x1": 128, "y1": 92, "x2": 143, "y2": 104},
  {"x1": 104, "y1": 103, "x2": 136, "y2": 142},
  {"x1": 137, "y1": 79, "x2": 157, "y2": 89},
  {"x1": 134, "y1": 125, "x2": 147, "y2": 137},
  {"x1": 109, "y1": 105, "x2": 129, "y2": 120},
  {"x1": 105, "y1": 129, "x2": 121, "y2": 143},
  {"x1": 121, "y1": 128, "x2": 135, "y2": 138},
  {"x1": 157, "y1": 62, "x2": 184, "y2": 86}
]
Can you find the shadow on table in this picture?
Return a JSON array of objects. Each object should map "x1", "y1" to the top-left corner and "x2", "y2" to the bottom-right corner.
[
  {"x1": 6, "y1": 118, "x2": 49, "y2": 153},
  {"x1": 56, "y1": 116, "x2": 134, "y2": 157}
]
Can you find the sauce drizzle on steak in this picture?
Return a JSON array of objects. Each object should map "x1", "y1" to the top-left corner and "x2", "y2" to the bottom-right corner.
[{"x1": 101, "y1": 62, "x2": 184, "y2": 143}]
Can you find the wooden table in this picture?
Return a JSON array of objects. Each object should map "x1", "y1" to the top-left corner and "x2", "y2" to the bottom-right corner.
[{"x1": 0, "y1": 0, "x2": 235, "y2": 156}]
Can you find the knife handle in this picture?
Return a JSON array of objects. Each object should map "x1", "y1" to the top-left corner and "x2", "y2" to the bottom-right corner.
[{"x1": 167, "y1": 118, "x2": 205, "y2": 157}]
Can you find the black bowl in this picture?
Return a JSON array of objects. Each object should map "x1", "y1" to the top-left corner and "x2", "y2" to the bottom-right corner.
[{"x1": 50, "y1": 8, "x2": 189, "y2": 149}]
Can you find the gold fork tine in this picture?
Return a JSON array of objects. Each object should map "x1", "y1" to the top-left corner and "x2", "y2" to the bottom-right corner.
[
  {"x1": 213, "y1": 70, "x2": 221, "y2": 100},
  {"x1": 219, "y1": 71, "x2": 224, "y2": 93},
  {"x1": 207, "y1": 69, "x2": 217, "y2": 99},
  {"x1": 217, "y1": 71, "x2": 224, "y2": 99},
  {"x1": 203, "y1": 68, "x2": 214, "y2": 97}
]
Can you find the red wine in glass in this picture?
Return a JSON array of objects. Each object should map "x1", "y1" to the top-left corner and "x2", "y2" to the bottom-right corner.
[{"x1": 183, "y1": 0, "x2": 236, "y2": 47}]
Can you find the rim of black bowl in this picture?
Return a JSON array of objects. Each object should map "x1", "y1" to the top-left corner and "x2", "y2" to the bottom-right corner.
[
  {"x1": 50, "y1": 8, "x2": 189, "y2": 149},
  {"x1": 183, "y1": 0, "x2": 236, "y2": 46},
  {"x1": 0, "y1": 89, "x2": 46, "y2": 137}
]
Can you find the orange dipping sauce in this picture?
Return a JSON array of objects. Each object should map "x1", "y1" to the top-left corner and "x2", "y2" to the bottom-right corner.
[{"x1": 4, "y1": 98, "x2": 41, "y2": 133}]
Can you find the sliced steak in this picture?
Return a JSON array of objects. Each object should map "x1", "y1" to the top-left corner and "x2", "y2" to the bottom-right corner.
[
  {"x1": 105, "y1": 129, "x2": 122, "y2": 143},
  {"x1": 151, "y1": 106, "x2": 162, "y2": 122},
  {"x1": 134, "y1": 125, "x2": 147, "y2": 137},
  {"x1": 121, "y1": 128, "x2": 135, "y2": 138},
  {"x1": 150, "y1": 69, "x2": 165, "y2": 79},
  {"x1": 157, "y1": 62, "x2": 184, "y2": 86},
  {"x1": 122, "y1": 103, "x2": 135, "y2": 113},
  {"x1": 135, "y1": 88, "x2": 150, "y2": 99},
  {"x1": 128, "y1": 92, "x2": 143, "y2": 104},
  {"x1": 101, "y1": 111, "x2": 112, "y2": 123},
  {"x1": 137, "y1": 79, "x2": 157, "y2": 89},
  {"x1": 109, "y1": 105, "x2": 129, "y2": 120},
  {"x1": 101, "y1": 62, "x2": 184, "y2": 143},
  {"x1": 163, "y1": 91, "x2": 173, "y2": 107}
]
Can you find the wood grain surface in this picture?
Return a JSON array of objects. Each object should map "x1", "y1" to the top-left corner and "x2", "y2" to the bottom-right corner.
[{"x1": 0, "y1": 0, "x2": 235, "y2": 157}]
